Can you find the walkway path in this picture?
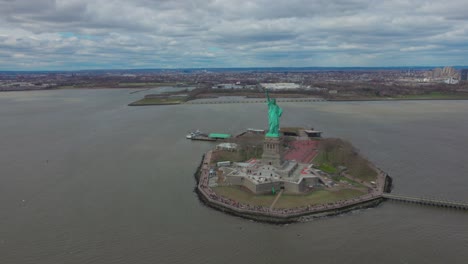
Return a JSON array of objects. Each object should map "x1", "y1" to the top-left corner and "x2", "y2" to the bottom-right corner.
[
  {"x1": 269, "y1": 189, "x2": 284, "y2": 211},
  {"x1": 383, "y1": 193, "x2": 468, "y2": 210}
]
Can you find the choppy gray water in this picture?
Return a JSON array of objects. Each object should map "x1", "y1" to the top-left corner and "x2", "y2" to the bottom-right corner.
[{"x1": 0, "y1": 89, "x2": 467, "y2": 264}]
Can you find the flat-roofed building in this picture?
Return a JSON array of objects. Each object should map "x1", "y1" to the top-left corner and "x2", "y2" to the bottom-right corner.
[{"x1": 260, "y1": 83, "x2": 300, "y2": 90}]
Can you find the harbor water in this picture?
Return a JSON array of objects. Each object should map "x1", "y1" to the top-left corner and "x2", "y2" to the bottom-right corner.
[{"x1": 0, "y1": 89, "x2": 467, "y2": 263}]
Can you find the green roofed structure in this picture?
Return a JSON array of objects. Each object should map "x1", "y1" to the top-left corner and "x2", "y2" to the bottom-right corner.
[{"x1": 208, "y1": 133, "x2": 231, "y2": 139}]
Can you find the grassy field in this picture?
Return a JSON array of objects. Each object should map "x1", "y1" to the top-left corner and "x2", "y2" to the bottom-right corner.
[
  {"x1": 318, "y1": 162, "x2": 337, "y2": 174},
  {"x1": 274, "y1": 189, "x2": 365, "y2": 208},
  {"x1": 212, "y1": 186, "x2": 275, "y2": 207},
  {"x1": 128, "y1": 97, "x2": 185, "y2": 106},
  {"x1": 313, "y1": 138, "x2": 377, "y2": 182}
]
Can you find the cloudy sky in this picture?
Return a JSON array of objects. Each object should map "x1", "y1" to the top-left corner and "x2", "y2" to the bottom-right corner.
[{"x1": 0, "y1": 0, "x2": 467, "y2": 70}]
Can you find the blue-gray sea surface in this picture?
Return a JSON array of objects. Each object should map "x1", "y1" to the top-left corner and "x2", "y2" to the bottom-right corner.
[{"x1": 0, "y1": 89, "x2": 467, "y2": 264}]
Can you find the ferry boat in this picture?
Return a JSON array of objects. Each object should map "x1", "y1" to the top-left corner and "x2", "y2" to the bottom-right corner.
[{"x1": 186, "y1": 130, "x2": 203, "y2": 139}]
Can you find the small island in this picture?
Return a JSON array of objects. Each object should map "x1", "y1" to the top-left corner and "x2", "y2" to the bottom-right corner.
[{"x1": 194, "y1": 91, "x2": 392, "y2": 223}]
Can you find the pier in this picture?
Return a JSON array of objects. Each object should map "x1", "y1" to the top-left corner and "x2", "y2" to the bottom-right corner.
[
  {"x1": 190, "y1": 136, "x2": 217, "y2": 141},
  {"x1": 383, "y1": 193, "x2": 468, "y2": 210}
]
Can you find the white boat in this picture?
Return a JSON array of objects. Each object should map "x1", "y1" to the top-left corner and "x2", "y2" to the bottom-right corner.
[{"x1": 186, "y1": 130, "x2": 203, "y2": 139}]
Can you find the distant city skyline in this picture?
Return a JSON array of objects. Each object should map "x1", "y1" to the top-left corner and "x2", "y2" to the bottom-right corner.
[{"x1": 1, "y1": 0, "x2": 468, "y2": 70}]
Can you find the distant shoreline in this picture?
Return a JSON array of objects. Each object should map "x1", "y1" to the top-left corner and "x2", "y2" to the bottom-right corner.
[
  {"x1": 128, "y1": 95, "x2": 468, "y2": 106},
  {"x1": 2, "y1": 87, "x2": 468, "y2": 103},
  {"x1": 2, "y1": 66, "x2": 467, "y2": 73}
]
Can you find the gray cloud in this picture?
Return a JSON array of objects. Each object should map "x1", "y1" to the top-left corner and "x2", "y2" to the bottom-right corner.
[{"x1": 0, "y1": 0, "x2": 467, "y2": 69}]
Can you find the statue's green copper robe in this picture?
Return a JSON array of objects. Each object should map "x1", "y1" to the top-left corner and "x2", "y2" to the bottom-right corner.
[{"x1": 265, "y1": 91, "x2": 282, "y2": 137}]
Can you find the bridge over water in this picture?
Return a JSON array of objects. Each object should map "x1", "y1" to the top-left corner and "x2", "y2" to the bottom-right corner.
[{"x1": 383, "y1": 193, "x2": 468, "y2": 210}]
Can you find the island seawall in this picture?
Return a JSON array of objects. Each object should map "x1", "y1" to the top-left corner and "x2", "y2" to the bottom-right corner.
[{"x1": 194, "y1": 149, "x2": 391, "y2": 224}]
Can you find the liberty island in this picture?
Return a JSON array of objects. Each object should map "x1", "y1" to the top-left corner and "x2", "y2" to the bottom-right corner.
[{"x1": 194, "y1": 90, "x2": 392, "y2": 223}]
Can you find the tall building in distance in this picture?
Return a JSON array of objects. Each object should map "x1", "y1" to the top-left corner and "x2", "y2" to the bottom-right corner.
[
  {"x1": 425, "y1": 66, "x2": 459, "y2": 79},
  {"x1": 461, "y1": 69, "x2": 468, "y2": 81}
]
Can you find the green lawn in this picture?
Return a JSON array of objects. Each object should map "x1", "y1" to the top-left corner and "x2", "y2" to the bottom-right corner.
[
  {"x1": 318, "y1": 163, "x2": 337, "y2": 174},
  {"x1": 348, "y1": 162, "x2": 378, "y2": 182},
  {"x1": 312, "y1": 139, "x2": 377, "y2": 182},
  {"x1": 274, "y1": 189, "x2": 365, "y2": 209},
  {"x1": 212, "y1": 186, "x2": 275, "y2": 207}
]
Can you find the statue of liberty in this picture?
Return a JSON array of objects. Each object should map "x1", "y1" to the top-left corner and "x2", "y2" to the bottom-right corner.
[{"x1": 265, "y1": 89, "x2": 282, "y2": 137}]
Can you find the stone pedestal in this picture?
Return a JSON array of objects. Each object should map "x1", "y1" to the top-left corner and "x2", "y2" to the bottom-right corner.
[{"x1": 262, "y1": 136, "x2": 284, "y2": 167}]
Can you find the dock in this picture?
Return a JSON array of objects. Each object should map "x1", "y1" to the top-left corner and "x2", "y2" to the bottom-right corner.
[
  {"x1": 190, "y1": 136, "x2": 217, "y2": 141},
  {"x1": 187, "y1": 132, "x2": 231, "y2": 142},
  {"x1": 383, "y1": 193, "x2": 468, "y2": 210}
]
